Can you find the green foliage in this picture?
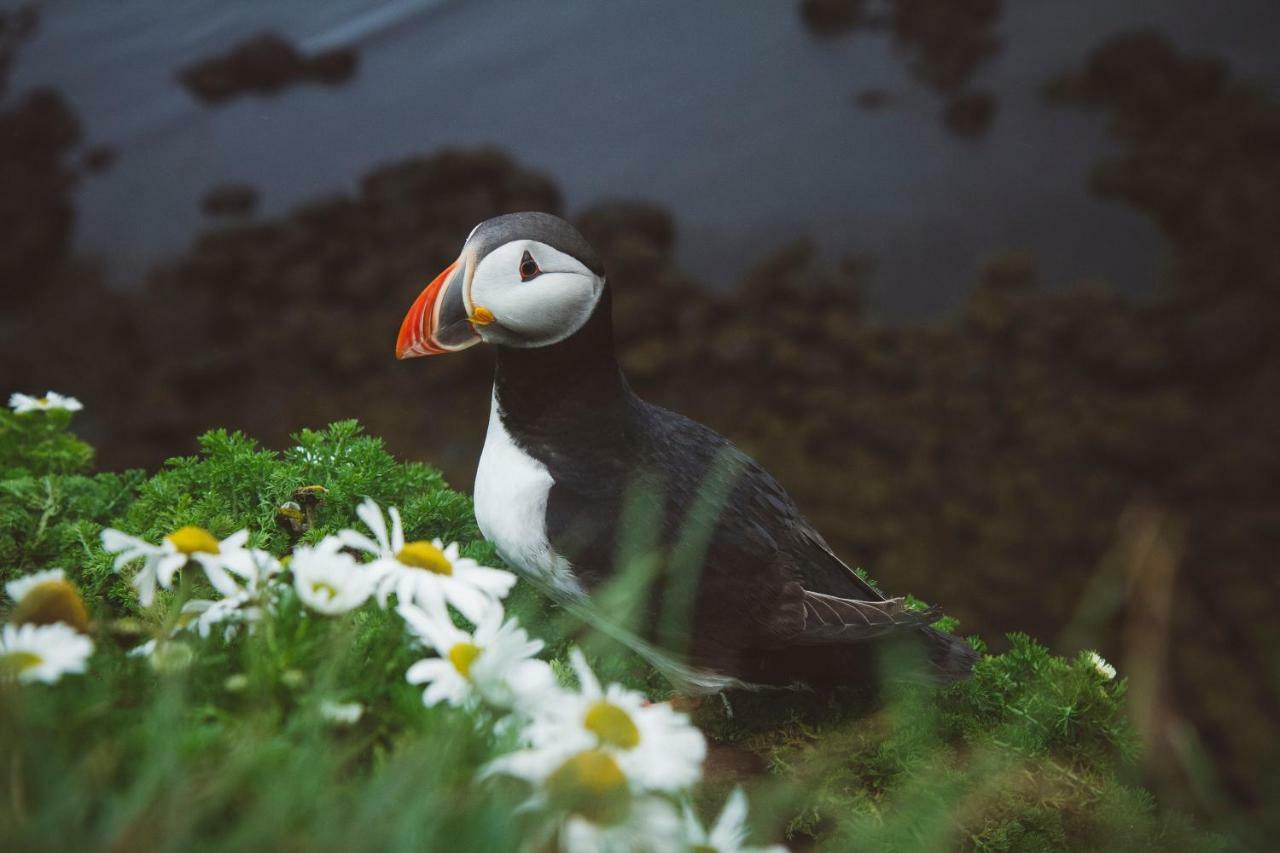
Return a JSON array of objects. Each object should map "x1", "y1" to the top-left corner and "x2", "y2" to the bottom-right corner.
[
  {"x1": 697, "y1": 638, "x2": 1218, "y2": 852},
  {"x1": 0, "y1": 408, "x2": 140, "y2": 604},
  {"x1": 118, "y1": 420, "x2": 485, "y2": 557},
  {"x1": 0, "y1": 415, "x2": 1223, "y2": 851},
  {"x1": 0, "y1": 407, "x2": 94, "y2": 478},
  {"x1": 1, "y1": 610, "x2": 524, "y2": 852}
]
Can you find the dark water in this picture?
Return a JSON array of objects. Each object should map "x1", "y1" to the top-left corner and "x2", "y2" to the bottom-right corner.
[{"x1": 7, "y1": 0, "x2": 1280, "y2": 315}]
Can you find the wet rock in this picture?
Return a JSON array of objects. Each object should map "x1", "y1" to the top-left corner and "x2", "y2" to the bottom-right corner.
[
  {"x1": 80, "y1": 144, "x2": 117, "y2": 174},
  {"x1": 577, "y1": 200, "x2": 677, "y2": 254},
  {"x1": 1044, "y1": 29, "x2": 1227, "y2": 125},
  {"x1": 943, "y1": 90, "x2": 997, "y2": 136},
  {"x1": 178, "y1": 33, "x2": 359, "y2": 104},
  {"x1": 0, "y1": 87, "x2": 80, "y2": 308},
  {"x1": 0, "y1": 4, "x2": 39, "y2": 99},
  {"x1": 802, "y1": 1, "x2": 1002, "y2": 132},
  {"x1": 852, "y1": 88, "x2": 892, "y2": 110},
  {"x1": 304, "y1": 47, "x2": 358, "y2": 85},
  {"x1": 891, "y1": 0, "x2": 1002, "y2": 93},
  {"x1": 799, "y1": 0, "x2": 866, "y2": 35},
  {"x1": 201, "y1": 182, "x2": 260, "y2": 218}
]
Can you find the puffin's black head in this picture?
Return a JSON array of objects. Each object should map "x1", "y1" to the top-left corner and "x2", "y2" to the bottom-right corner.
[{"x1": 396, "y1": 212, "x2": 606, "y2": 359}]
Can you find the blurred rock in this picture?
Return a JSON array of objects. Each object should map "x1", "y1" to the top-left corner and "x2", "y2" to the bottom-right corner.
[
  {"x1": 178, "y1": 33, "x2": 359, "y2": 104},
  {"x1": 799, "y1": 0, "x2": 866, "y2": 35},
  {"x1": 304, "y1": 46, "x2": 358, "y2": 85},
  {"x1": 1049, "y1": 29, "x2": 1280, "y2": 817},
  {"x1": 802, "y1": 0, "x2": 1003, "y2": 131},
  {"x1": 201, "y1": 182, "x2": 259, "y2": 218},
  {"x1": 943, "y1": 90, "x2": 997, "y2": 136},
  {"x1": 891, "y1": 0, "x2": 1002, "y2": 93},
  {"x1": 80, "y1": 144, "x2": 117, "y2": 174},
  {"x1": 852, "y1": 88, "x2": 892, "y2": 110},
  {"x1": 0, "y1": 3, "x2": 39, "y2": 99},
  {"x1": 0, "y1": 87, "x2": 80, "y2": 310},
  {"x1": 577, "y1": 200, "x2": 677, "y2": 253}
]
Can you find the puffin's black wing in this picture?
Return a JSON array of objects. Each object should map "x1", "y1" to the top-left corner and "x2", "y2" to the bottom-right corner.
[
  {"x1": 636, "y1": 404, "x2": 937, "y2": 641},
  {"x1": 708, "y1": 446, "x2": 977, "y2": 678},
  {"x1": 539, "y1": 400, "x2": 975, "y2": 681}
]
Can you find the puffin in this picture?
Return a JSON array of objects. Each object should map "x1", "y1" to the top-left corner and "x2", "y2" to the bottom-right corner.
[{"x1": 395, "y1": 212, "x2": 976, "y2": 691}]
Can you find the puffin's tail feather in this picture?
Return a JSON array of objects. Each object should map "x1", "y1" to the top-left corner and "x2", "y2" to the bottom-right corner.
[
  {"x1": 917, "y1": 626, "x2": 979, "y2": 684},
  {"x1": 741, "y1": 625, "x2": 979, "y2": 689}
]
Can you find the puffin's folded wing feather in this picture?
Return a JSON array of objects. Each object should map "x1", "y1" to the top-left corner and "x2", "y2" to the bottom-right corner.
[
  {"x1": 791, "y1": 524, "x2": 887, "y2": 601},
  {"x1": 785, "y1": 588, "x2": 940, "y2": 645}
]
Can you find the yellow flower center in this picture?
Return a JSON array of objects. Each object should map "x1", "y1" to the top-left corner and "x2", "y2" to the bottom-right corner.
[
  {"x1": 448, "y1": 642, "x2": 482, "y2": 679},
  {"x1": 2, "y1": 651, "x2": 43, "y2": 675},
  {"x1": 584, "y1": 700, "x2": 641, "y2": 750},
  {"x1": 545, "y1": 749, "x2": 630, "y2": 824},
  {"x1": 37, "y1": 396, "x2": 49, "y2": 406},
  {"x1": 311, "y1": 581, "x2": 339, "y2": 601},
  {"x1": 12, "y1": 580, "x2": 91, "y2": 634},
  {"x1": 166, "y1": 525, "x2": 220, "y2": 555},
  {"x1": 395, "y1": 541, "x2": 452, "y2": 575}
]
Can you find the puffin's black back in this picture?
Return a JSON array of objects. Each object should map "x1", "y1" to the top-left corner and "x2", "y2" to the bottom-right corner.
[{"x1": 490, "y1": 243, "x2": 976, "y2": 687}]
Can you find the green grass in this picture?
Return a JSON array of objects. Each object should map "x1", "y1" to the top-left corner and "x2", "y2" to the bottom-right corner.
[{"x1": 0, "y1": 409, "x2": 1223, "y2": 851}]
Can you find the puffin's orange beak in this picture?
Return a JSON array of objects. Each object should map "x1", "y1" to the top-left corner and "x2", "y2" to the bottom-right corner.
[{"x1": 395, "y1": 258, "x2": 481, "y2": 359}]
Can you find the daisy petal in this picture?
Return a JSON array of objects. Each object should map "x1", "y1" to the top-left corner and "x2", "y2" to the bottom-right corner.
[
  {"x1": 569, "y1": 647, "x2": 602, "y2": 696},
  {"x1": 405, "y1": 658, "x2": 453, "y2": 684},
  {"x1": 355, "y1": 498, "x2": 390, "y2": 553},
  {"x1": 389, "y1": 506, "x2": 405, "y2": 553},
  {"x1": 709, "y1": 786, "x2": 751, "y2": 850}
]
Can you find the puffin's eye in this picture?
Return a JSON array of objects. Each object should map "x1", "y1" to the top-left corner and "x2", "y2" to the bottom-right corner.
[{"x1": 519, "y1": 250, "x2": 541, "y2": 282}]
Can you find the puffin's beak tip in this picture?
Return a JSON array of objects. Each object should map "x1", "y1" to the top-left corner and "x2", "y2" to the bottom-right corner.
[{"x1": 395, "y1": 257, "x2": 470, "y2": 360}]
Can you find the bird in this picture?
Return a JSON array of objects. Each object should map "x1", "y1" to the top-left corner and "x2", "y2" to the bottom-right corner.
[{"x1": 395, "y1": 212, "x2": 976, "y2": 692}]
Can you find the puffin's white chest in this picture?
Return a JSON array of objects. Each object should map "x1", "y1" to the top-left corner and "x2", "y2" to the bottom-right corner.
[{"x1": 473, "y1": 392, "x2": 582, "y2": 597}]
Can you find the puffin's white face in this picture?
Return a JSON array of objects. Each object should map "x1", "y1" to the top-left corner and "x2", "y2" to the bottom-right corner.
[
  {"x1": 468, "y1": 239, "x2": 604, "y2": 349},
  {"x1": 396, "y1": 213, "x2": 607, "y2": 359}
]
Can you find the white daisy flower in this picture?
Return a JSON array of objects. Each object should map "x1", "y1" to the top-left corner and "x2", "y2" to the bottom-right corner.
[
  {"x1": 400, "y1": 601, "x2": 554, "y2": 710},
  {"x1": 338, "y1": 498, "x2": 515, "y2": 623},
  {"x1": 490, "y1": 648, "x2": 706, "y2": 794},
  {"x1": 180, "y1": 591, "x2": 260, "y2": 640},
  {"x1": 185, "y1": 544, "x2": 285, "y2": 638},
  {"x1": 125, "y1": 549, "x2": 279, "y2": 644},
  {"x1": 291, "y1": 537, "x2": 374, "y2": 614},
  {"x1": 231, "y1": 544, "x2": 284, "y2": 586},
  {"x1": 101, "y1": 525, "x2": 258, "y2": 607},
  {"x1": 559, "y1": 794, "x2": 683, "y2": 853},
  {"x1": 488, "y1": 745, "x2": 682, "y2": 852},
  {"x1": 1086, "y1": 650, "x2": 1117, "y2": 680},
  {"x1": 9, "y1": 391, "x2": 84, "y2": 413},
  {"x1": 0, "y1": 622, "x2": 94, "y2": 684},
  {"x1": 319, "y1": 699, "x2": 364, "y2": 726},
  {"x1": 4, "y1": 567, "x2": 92, "y2": 633},
  {"x1": 5, "y1": 568, "x2": 67, "y2": 602},
  {"x1": 681, "y1": 787, "x2": 786, "y2": 853}
]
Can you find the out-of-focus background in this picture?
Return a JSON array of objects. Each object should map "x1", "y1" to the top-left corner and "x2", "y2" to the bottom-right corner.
[{"x1": 2, "y1": 0, "x2": 1278, "y2": 835}]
